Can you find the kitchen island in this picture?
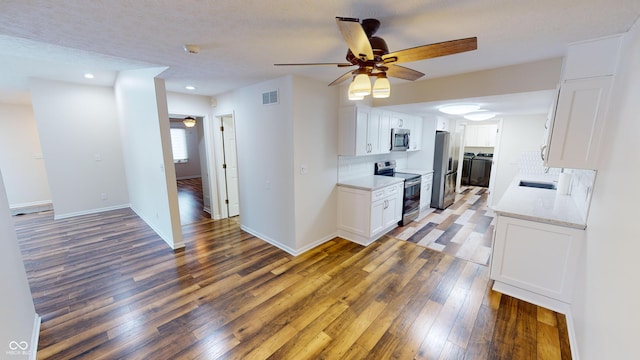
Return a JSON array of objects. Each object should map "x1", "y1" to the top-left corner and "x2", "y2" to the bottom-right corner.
[{"x1": 489, "y1": 175, "x2": 585, "y2": 313}]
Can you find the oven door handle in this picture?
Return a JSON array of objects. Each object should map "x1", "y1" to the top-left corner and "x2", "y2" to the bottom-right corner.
[{"x1": 405, "y1": 179, "x2": 421, "y2": 188}]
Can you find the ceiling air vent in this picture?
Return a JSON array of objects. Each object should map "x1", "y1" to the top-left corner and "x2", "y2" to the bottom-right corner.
[{"x1": 262, "y1": 90, "x2": 279, "y2": 105}]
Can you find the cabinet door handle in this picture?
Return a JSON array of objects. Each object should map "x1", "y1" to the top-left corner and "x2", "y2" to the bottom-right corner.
[
  {"x1": 383, "y1": 199, "x2": 388, "y2": 209},
  {"x1": 540, "y1": 144, "x2": 547, "y2": 161}
]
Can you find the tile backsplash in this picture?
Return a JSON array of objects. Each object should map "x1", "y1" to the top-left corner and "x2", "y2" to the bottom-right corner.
[
  {"x1": 338, "y1": 152, "x2": 408, "y2": 182},
  {"x1": 518, "y1": 151, "x2": 561, "y2": 177},
  {"x1": 565, "y1": 168, "x2": 596, "y2": 221}
]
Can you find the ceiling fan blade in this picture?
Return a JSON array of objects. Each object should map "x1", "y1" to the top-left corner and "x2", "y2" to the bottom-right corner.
[
  {"x1": 328, "y1": 69, "x2": 356, "y2": 86},
  {"x1": 382, "y1": 37, "x2": 477, "y2": 64},
  {"x1": 386, "y1": 64, "x2": 425, "y2": 81},
  {"x1": 336, "y1": 17, "x2": 374, "y2": 61},
  {"x1": 274, "y1": 62, "x2": 354, "y2": 67}
]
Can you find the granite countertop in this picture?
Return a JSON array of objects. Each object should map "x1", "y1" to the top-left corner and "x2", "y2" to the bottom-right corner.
[
  {"x1": 397, "y1": 168, "x2": 434, "y2": 176},
  {"x1": 337, "y1": 175, "x2": 404, "y2": 191},
  {"x1": 492, "y1": 175, "x2": 586, "y2": 229}
]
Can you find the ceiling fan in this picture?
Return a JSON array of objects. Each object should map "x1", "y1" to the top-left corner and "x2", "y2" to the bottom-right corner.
[{"x1": 275, "y1": 17, "x2": 477, "y2": 98}]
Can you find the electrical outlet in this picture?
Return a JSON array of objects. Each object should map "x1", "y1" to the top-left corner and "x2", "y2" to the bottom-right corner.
[{"x1": 100, "y1": 193, "x2": 108, "y2": 200}]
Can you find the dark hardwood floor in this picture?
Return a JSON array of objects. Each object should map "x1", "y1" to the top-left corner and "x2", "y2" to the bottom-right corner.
[
  {"x1": 178, "y1": 178, "x2": 211, "y2": 224},
  {"x1": 12, "y1": 183, "x2": 572, "y2": 359}
]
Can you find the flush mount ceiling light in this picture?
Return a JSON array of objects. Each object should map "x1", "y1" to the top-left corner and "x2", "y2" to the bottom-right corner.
[
  {"x1": 438, "y1": 104, "x2": 480, "y2": 115},
  {"x1": 84, "y1": 73, "x2": 95, "y2": 79},
  {"x1": 464, "y1": 112, "x2": 496, "y2": 121},
  {"x1": 185, "y1": 85, "x2": 196, "y2": 90},
  {"x1": 183, "y1": 116, "x2": 196, "y2": 128}
]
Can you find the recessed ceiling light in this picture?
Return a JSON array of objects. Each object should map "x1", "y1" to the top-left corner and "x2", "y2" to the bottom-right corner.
[
  {"x1": 84, "y1": 73, "x2": 95, "y2": 79},
  {"x1": 185, "y1": 85, "x2": 196, "y2": 90},
  {"x1": 464, "y1": 112, "x2": 496, "y2": 121},
  {"x1": 438, "y1": 104, "x2": 480, "y2": 115}
]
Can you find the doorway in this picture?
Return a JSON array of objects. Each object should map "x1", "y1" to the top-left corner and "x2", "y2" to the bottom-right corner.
[
  {"x1": 219, "y1": 115, "x2": 240, "y2": 218},
  {"x1": 169, "y1": 115, "x2": 212, "y2": 224}
]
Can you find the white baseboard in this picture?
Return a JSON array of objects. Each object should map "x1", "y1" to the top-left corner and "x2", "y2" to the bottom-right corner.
[
  {"x1": 239, "y1": 225, "x2": 336, "y2": 256},
  {"x1": 29, "y1": 313, "x2": 41, "y2": 360},
  {"x1": 240, "y1": 225, "x2": 297, "y2": 255},
  {"x1": 128, "y1": 206, "x2": 185, "y2": 251},
  {"x1": 294, "y1": 233, "x2": 338, "y2": 256},
  {"x1": 10, "y1": 200, "x2": 53, "y2": 215},
  {"x1": 53, "y1": 204, "x2": 130, "y2": 220},
  {"x1": 564, "y1": 310, "x2": 580, "y2": 360}
]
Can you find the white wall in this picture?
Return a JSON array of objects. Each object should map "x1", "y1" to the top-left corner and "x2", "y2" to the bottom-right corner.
[
  {"x1": 0, "y1": 103, "x2": 51, "y2": 209},
  {"x1": 0, "y1": 169, "x2": 39, "y2": 359},
  {"x1": 215, "y1": 76, "x2": 297, "y2": 252},
  {"x1": 114, "y1": 69, "x2": 183, "y2": 249},
  {"x1": 166, "y1": 92, "x2": 217, "y2": 217},
  {"x1": 292, "y1": 75, "x2": 339, "y2": 252},
  {"x1": 29, "y1": 79, "x2": 129, "y2": 218},
  {"x1": 214, "y1": 75, "x2": 341, "y2": 254},
  {"x1": 571, "y1": 20, "x2": 640, "y2": 359},
  {"x1": 372, "y1": 57, "x2": 563, "y2": 107},
  {"x1": 491, "y1": 114, "x2": 547, "y2": 204}
]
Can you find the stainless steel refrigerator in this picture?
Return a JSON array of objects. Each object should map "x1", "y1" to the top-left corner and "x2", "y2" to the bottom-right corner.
[{"x1": 431, "y1": 131, "x2": 458, "y2": 209}]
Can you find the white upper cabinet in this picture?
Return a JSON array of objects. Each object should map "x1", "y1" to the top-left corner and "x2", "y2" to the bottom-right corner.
[
  {"x1": 465, "y1": 124, "x2": 497, "y2": 147},
  {"x1": 544, "y1": 35, "x2": 622, "y2": 169},
  {"x1": 338, "y1": 105, "x2": 390, "y2": 156}
]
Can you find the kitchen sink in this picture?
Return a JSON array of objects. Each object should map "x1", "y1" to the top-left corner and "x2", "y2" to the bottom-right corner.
[{"x1": 518, "y1": 180, "x2": 556, "y2": 190}]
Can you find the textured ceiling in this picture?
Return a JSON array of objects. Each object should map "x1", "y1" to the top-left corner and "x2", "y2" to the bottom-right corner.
[{"x1": 0, "y1": 0, "x2": 639, "y2": 112}]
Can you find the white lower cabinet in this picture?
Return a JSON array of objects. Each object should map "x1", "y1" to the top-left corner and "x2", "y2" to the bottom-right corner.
[
  {"x1": 490, "y1": 215, "x2": 584, "y2": 310},
  {"x1": 420, "y1": 173, "x2": 433, "y2": 210},
  {"x1": 337, "y1": 183, "x2": 403, "y2": 246}
]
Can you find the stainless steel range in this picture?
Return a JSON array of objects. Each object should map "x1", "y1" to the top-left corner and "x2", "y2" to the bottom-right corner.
[{"x1": 374, "y1": 160, "x2": 421, "y2": 226}]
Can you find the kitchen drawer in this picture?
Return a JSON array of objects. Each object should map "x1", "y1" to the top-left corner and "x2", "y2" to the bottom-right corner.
[
  {"x1": 371, "y1": 188, "x2": 386, "y2": 201},
  {"x1": 384, "y1": 184, "x2": 401, "y2": 196},
  {"x1": 371, "y1": 183, "x2": 401, "y2": 201}
]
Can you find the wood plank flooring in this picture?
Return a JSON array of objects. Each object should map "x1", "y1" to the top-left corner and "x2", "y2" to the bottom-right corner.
[
  {"x1": 12, "y1": 185, "x2": 572, "y2": 359},
  {"x1": 389, "y1": 187, "x2": 494, "y2": 266},
  {"x1": 178, "y1": 178, "x2": 211, "y2": 225}
]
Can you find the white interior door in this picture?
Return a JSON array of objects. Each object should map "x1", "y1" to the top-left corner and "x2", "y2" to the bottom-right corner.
[{"x1": 222, "y1": 115, "x2": 240, "y2": 217}]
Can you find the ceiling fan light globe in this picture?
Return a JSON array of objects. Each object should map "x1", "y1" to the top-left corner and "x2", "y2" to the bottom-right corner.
[
  {"x1": 372, "y1": 77, "x2": 391, "y2": 98},
  {"x1": 351, "y1": 73, "x2": 371, "y2": 96},
  {"x1": 348, "y1": 93, "x2": 365, "y2": 100},
  {"x1": 347, "y1": 80, "x2": 364, "y2": 100}
]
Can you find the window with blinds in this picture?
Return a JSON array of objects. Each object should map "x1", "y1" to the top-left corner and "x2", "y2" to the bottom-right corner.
[{"x1": 170, "y1": 128, "x2": 189, "y2": 163}]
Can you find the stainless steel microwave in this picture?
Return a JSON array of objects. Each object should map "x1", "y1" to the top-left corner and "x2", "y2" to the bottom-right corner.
[{"x1": 390, "y1": 128, "x2": 410, "y2": 151}]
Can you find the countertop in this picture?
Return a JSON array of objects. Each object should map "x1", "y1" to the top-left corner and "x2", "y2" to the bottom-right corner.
[
  {"x1": 492, "y1": 175, "x2": 587, "y2": 229},
  {"x1": 337, "y1": 175, "x2": 404, "y2": 191},
  {"x1": 397, "y1": 168, "x2": 434, "y2": 176}
]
